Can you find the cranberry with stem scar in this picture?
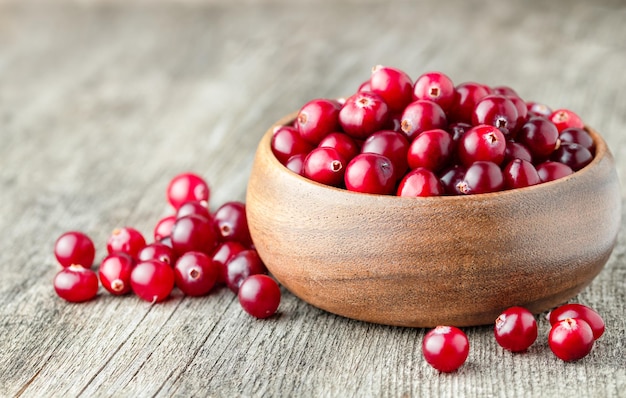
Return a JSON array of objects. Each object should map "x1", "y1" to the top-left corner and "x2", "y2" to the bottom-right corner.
[
  {"x1": 303, "y1": 147, "x2": 347, "y2": 187},
  {"x1": 549, "y1": 303, "x2": 605, "y2": 340},
  {"x1": 494, "y1": 306, "x2": 538, "y2": 352},
  {"x1": 213, "y1": 201, "x2": 253, "y2": 247},
  {"x1": 295, "y1": 99, "x2": 341, "y2": 145},
  {"x1": 174, "y1": 251, "x2": 219, "y2": 296},
  {"x1": 548, "y1": 318, "x2": 594, "y2": 362},
  {"x1": 170, "y1": 214, "x2": 220, "y2": 257},
  {"x1": 339, "y1": 91, "x2": 389, "y2": 140},
  {"x1": 361, "y1": 130, "x2": 409, "y2": 181},
  {"x1": 137, "y1": 242, "x2": 176, "y2": 265},
  {"x1": 99, "y1": 252, "x2": 135, "y2": 295},
  {"x1": 472, "y1": 94, "x2": 519, "y2": 137},
  {"x1": 457, "y1": 161, "x2": 504, "y2": 194},
  {"x1": 400, "y1": 100, "x2": 447, "y2": 142},
  {"x1": 412, "y1": 71, "x2": 455, "y2": 112},
  {"x1": 457, "y1": 125, "x2": 506, "y2": 167},
  {"x1": 225, "y1": 249, "x2": 267, "y2": 293},
  {"x1": 550, "y1": 108, "x2": 584, "y2": 132},
  {"x1": 106, "y1": 227, "x2": 146, "y2": 260}
]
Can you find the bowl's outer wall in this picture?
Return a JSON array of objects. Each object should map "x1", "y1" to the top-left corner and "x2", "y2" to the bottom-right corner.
[{"x1": 246, "y1": 115, "x2": 621, "y2": 327}]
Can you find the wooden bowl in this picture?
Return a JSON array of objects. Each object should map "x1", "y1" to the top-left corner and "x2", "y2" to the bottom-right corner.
[{"x1": 246, "y1": 113, "x2": 621, "y2": 327}]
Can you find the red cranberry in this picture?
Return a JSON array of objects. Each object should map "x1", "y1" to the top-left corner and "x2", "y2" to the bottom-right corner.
[
  {"x1": 507, "y1": 95, "x2": 529, "y2": 132},
  {"x1": 457, "y1": 125, "x2": 506, "y2": 167},
  {"x1": 559, "y1": 127, "x2": 594, "y2": 152},
  {"x1": 517, "y1": 117, "x2": 560, "y2": 158},
  {"x1": 174, "y1": 251, "x2": 219, "y2": 296},
  {"x1": 413, "y1": 71, "x2": 455, "y2": 112},
  {"x1": 137, "y1": 242, "x2": 175, "y2": 265},
  {"x1": 407, "y1": 129, "x2": 453, "y2": 172},
  {"x1": 439, "y1": 165, "x2": 466, "y2": 195},
  {"x1": 492, "y1": 85, "x2": 519, "y2": 97},
  {"x1": 130, "y1": 259, "x2": 175, "y2": 303},
  {"x1": 106, "y1": 227, "x2": 146, "y2": 259},
  {"x1": 449, "y1": 82, "x2": 490, "y2": 123},
  {"x1": 361, "y1": 130, "x2": 409, "y2": 181},
  {"x1": 369, "y1": 65, "x2": 414, "y2": 113},
  {"x1": 53, "y1": 264, "x2": 99, "y2": 303},
  {"x1": 154, "y1": 215, "x2": 176, "y2": 241},
  {"x1": 504, "y1": 141, "x2": 533, "y2": 164},
  {"x1": 211, "y1": 241, "x2": 246, "y2": 285},
  {"x1": 400, "y1": 100, "x2": 447, "y2": 142},
  {"x1": 285, "y1": 154, "x2": 306, "y2": 175},
  {"x1": 550, "y1": 109, "x2": 584, "y2": 132},
  {"x1": 170, "y1": 214, "x2": 219, "y2": 256},
  {"x1": 166, "y1": 172, "x2": 210, "y2": 210},
  {"x1": 548, "y1": 318, "x2": 594, "y2": 362},
  {"x1": 225, "y1": 249, "x2": 267, "y2": 293},
  {"x1": 344, "y1": 153, "x2": 396, "y2": 195},
  {"x1": 457, "y1": 161, "x2": 504, "y2": 194},
  {"x1": 536, "y1": 161, "x2": 573, "y2": 183},
  {"x1": 494, "y1": 306, "x2": 538, "y2": 352},
  {"x1": 526, "y1": 101, "x2": 552, "y2": 118},
  {"x1": 397, "y1": 168, "x2": 444, "y2": 197},
  {"x1": 318, "y1": 132, "x2": 360, "y2": 162},
  {"x1": 549, "y1": 303, "x2": 605, "y2": 340},
  {"x1": 357, "y1": 80, "x2": 371, "y2": 92},
  {"x1": 176, "y1": 200, "x2": 211, "y2": 220},
  {"x1": 339, "y1": 92, "x2": 389, "y2": 139},
  {"x1": 422, "y1": 326, "x2": 469, "y2": 373},
  {"x1": 238, "y1": 274, "x2": 281, "y2": 319},
  {"x1": 295, "y1": 98, "x2": 341, "y2": 145},
  {"x1": 213, "y1": 201, "x2": 253, "y2": 247},
  {"x1": 551, "y1": 143, "x2": 593, "y2": 171},
  {"x1": 472, "y1": 94, "x2": 519, "y2": 137},
  {"x1": 99, "y1": 252, "x2": 135, "y2": 295},
  {"x1": 503, "y1": 159, "x2": 541, "y2": 190},
  {"x1": 54, "y1": 231, "x2": 96, "y2": 268},
  {"x1": 303, "y1": 147, "x2": 346, "y2": 187},
  {"x1": 271, "y1": 125, "x2": 314, "y2": 164},
  {"x1": 447, "y1": 122, "x2": 472, "y2": 145}
]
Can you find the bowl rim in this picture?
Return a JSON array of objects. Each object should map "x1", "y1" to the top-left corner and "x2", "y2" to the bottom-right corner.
[{"x1": 263, "y1": 112, "x2": 611, "y2": 202}]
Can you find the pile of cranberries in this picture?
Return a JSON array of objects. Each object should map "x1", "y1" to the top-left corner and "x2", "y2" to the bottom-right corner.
[
  {"x1": 422, "y1": 303, "x2": 605, "y2": 372},
  {"x1": 272, "y1": 66, "x2": 595, "y2": 195},
  {"x1": 52, "y1": 172, "x2": 281, "y2": 319}
]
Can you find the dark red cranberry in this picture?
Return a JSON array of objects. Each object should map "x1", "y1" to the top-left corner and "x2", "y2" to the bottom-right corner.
[
  {"x1": 494, "y1": 306, "x2": 538, "y2": 352},
  {"x1": 492, "y1": 85, "x2": 519, "y2": 97},
  {"x1": 400, "y1": 100, "x2": 447, "y2": 142},
  {"x1": 54, "y1": 231, "x2": 96, "y2": 268},
  {"x1": 369, "y1": 65, "x2": 413, "y2": 113},
  {"x1": 412, "y1": 71, "x2": 455, "y2": 112},
  {"x1": 457, "y1": 161, "x2": 504, "y2": 194},
  {"x1": 383, "y1": 112, "x2": 403, "y2": 132},
  {"x1": 447, "y1": 122, "x2": 472, "y2": 145},
  {"x1": 549, "y1": 303, "x2": 605, "y2": 340},
  {"x1": 295, "y1": 98, "x2": 341, "y2": 144},
  {"x1": 170, "y1": 214, "x2": 219, "y2": 256},
  {"x1": 271, "y1": 125, "x2": 314, "y2": 164},
  {"x1": 457, "y1": 125, "x2": 506, "y2": 167},
  {"x1": 213, "y1": 201, "x2": 253, "y2": 247},
  {"x1": 166, "y1": 172, "x2": 209, "y2": 210},
  {"x1": 238, "y1": 274, "x2": 281, "y2": 319},
  {"x1": 449, "y1": 82, "x2": 490, "y2": 123},
  {"x1": 472, "y1": 95, "x2": 519, "y2": 137},
  {"x1": 303, "y1": 147, "x2": 346, "y2": 187},
  {"x1": 318, "y1": 132, "x2": 360, "y2": 162},
  {"x1": 397, "y1": 168, "x2": 444, "y2": 197},
  {"x1": 225, "y1": 249, "x2": 267, "y2": 293},
  {"x1": 407, "y1": 129, "x2": 453, "y2": 172},
  {"x1": 285, "y1": 154, "x2": 306, "y2": 175},
  {"x1": 504, "y1": 141, "x2": 533, "y2": 164},
  {"x1": 99, "y1": 252, "x2": 135, "y2": 295},
  {"x1": 54, "y1": 265, "x2": 99, "y2": 303},
  {"x1": 344, "y1": 153, "x2": 395, "y2": 195},
  {"x1": 551, "y1": 143, "x2": 593, "y2": 171},
  {"x1": 526, "y1": 101, "x2": 552, "y2": 118},
  {"x1": 174, "y1": 251, "x2": 219, "y2": 296},
  {"x1": 130, "y1": 259, "x2": 175, "y2": 303},
  {"x1": 550, "y1": 109, "x2": 584, "y2": 132},
  {"x1": 211, "y1": 241, "x2": 246, "y2": 285},
  {"x1": 106, "y1": 227, "x2": 146, "y2": 260},
  {"x1": 339, "y1": 92, "x2": 389, "y2": 139},
  {"x1": 137, "y1": 242, "x2": 176, "y2": 265},
  {"x1": 503, "y1": 159, "x2": 541, "y2": 190},
  {"x1": 536, "y1": 161, "x2": 573, "y2": 182},
  {"x1": 176, "y1": 200, "x2": 211, "y2": 220},
  {"x1": 507, "y1": 95, "x2": 529, "y2": 133},
  {"x1": 559, "y1": 127, "x2": 595, "y2": 152},
  {"x1": 439, "y1": 165, "x2": 466, "y2": 195},
  {"x1": 517, "y1": 117, "x2": 560, "y2": 158},
  {"x1": 154, "y1": 215, "x2": 176, "y2": 241},
  {"x1": 361, "y1": 130, "x2": 409, "y2": 181}
]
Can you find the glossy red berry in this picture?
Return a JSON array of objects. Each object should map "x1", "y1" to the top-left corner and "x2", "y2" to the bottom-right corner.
[
  {"x1": 548, "y1": 318, "x2": 594, "y2": 362},
  {"x1": 99, "y1": 252, "x2": 135, "y2": 295},
  {"x1": 526, "y1": 101, "x2": 552, "y2": 118},
  {"x1": 318, "y1": 132, "x2": 360, "y2": 162},
  {"x1": 449, "y1": 82, "x2": 490, "y2": 123},
  {"x1": 504, "y1": 141, "x2": 533, "y2": 164},
  {"x1": 166, "y1": 172, "x2": 210, "y2": 210},
  {"x1": 549, "y1": 303, "x2": 605, "y2": 340},
  {"x1": 339, "y1": 92, "x2": 389, "y2": 139},
  {"x1": 303, "y1": 147, "x2": 346, "y2": 187},
  {"x1": 174, "y1": 251, "x2": 219, "y2": 296},
  {"x1": 439, "y1": 165, "x2": 466, "y2": 195},
  {"x1": 550, "y1": 143, "x2": 593, "y2": 171},
  {"x1": 494, "y1": 306, "x2": 538, "y2": 352},
  {"x1": 536, "y1": 161, "x2": 573, "y2": 183},
  {"x1": 106, "y1": 227, "x2": 146, "y2": 259},
  {"x1": 344, "y1": 153, "x2": 395, "y2": 195},
  {"x1": 400, "y1": 100, "x2": 447, "y2": 142},
  {"x1": 457, "y1": 161, "x2": 504, "y2": 194},
  {"x1": 170, "y1": 214, "x2": 219, "y2": 256},
  {"x1": 472, "y1": 95, "x2": 519, "y2": 137},
  {"x1": 457, "y1": 125, "x2": 506, "y2": 167},
  {"x1": 361, "y1": 130, "x2": 409, "y2": 181},
  {"x1": 176, "y1": 200, "x2": 211, "y2": 220},
  {"x1": 213, "y1": 201, "x2": 253, "y2": 247},
  {"x1": 225, "y1": 249, "x2": 267, "y2": 293},
  {"x1": 54, "y1": 231, "x2": 96, "y2": 268},
  {"x1": 407, "y1": 129, "x2": 453, "y2": 172},
  {"x1": 550, "y1": 109, "x2": 584, "y2": 132},
  {"x1": 422, "y1": 326, "x2": 469, "y2": 373},
  {"x1": 492, "y1": 85, "x2": 519, "y2": 97},
  {"x1": 54, "y1": 264, "x2": 99, "y2": 302},
  {"x1": 559, "y1": 127, "x2": 594, "y2": 152},
  {"x1": 238, "y1": 274, "x2": 281, "y2": 319},
  {"x1": 503, "y1": 159, "x2": 541, "y2": 190},
  {"x1": 413, "y1": 71, "x2": 455, "y2": 112},
  {"x1": 130, "y1": 259, "x2": 175, "y2": 303},
  {"x1": 211, "y1": 241, "x2": 246, "y2": 285},
  {"x1": 285, "y1": 154, "x2": 306, "y2": 175},
  {"x1": 369, "y1": 65, "x2": 413, "y2": 113},
  {"x1": 295, "y1": 99, "x2": 341, "y2": 145},
  {"x1": 271, "y1": 125, "x2": 314, "y2": 164},
  {"x1": 137, "y1": 242, "x2": 175, "y2": 265},
  {"x1": 517, "y1": 117, "x2": 560, "y2": 158},
  {"x1": 507, "y1": 95, "x2": 529, "y2": 132},
  {"x1": 154, "y1": 215, "x2": 176, "y2": 241},
  {"x1": 397, "y1": 168, "x2": 444, "y2": 197}
]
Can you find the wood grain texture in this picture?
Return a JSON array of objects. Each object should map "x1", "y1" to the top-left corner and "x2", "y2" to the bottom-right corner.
[{"x1": 0, "y1": 0, "x2": 625, "y2": 397}]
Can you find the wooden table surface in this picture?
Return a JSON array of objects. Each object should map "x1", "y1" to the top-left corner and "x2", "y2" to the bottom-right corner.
[{"x1": 1, "y1": 0, "x2": 625, "y2": 396}]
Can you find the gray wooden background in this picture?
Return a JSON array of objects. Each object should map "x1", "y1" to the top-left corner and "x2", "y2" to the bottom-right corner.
[{"x1": 1, "y1": 0, "x2": 624, "y2": 396}]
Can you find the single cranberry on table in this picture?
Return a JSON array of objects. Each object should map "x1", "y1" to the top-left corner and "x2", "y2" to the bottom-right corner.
[
  {"x1": 106, "y1": 226, "x2": 147, "y2": 260},
  {"x1": 400, "y1": 99, "x2": 447, "y2": 142},
  {"x1": 548, "y1": 318, "x2": 595, "y2": 362},
  {"x1": 303, "y1": 147, "x2": 347, "y2": 187},
  {"x1": 407, "y1": 128, "x2": 454, "y2": 172},
  {"x1": 422, "y1": 326, "x2": 470, "y2": 373},
  {"x1": 154, "y1": 215, "x2": 176, "y2": 241},
  {"x1": 166, "y1": 172, "x2": 210, "y2": 210},
  {"x1": 174, "y1": 251, "x2": 220, "y2": 296},
  {"x1": 170, "y1": 214, "x2": 220, "y2": 257},
  {"x1": 339, "y1": 91, "x2": 390, "y2": 139},
  {"x1": 361, "y1": 130, "x2": 409, "y2": 181},
  {"x1": 225, "y1": 249, "x2": 267, "y2": 293},
  {"x1": 457, "y1": 125, "x2": 506, "y2": 167},
  {"x1": 295, "y1": 99, "x2": 341, "y2": 145},
  {"x1": 494, "y1": 306, "x2": 538, "y2": 352},
  {"x1": 397, "y1": 168, "x2": 444, "y2": 197},
  {"x1": 130, "y1": 259, "x2": 175, "y2": 303},
  {"x1": 54, "y1": 264, "x2": 99, "y2": 303},
  {"x1": 99, "y1": 252, "x2": 135, "y2": 295},
  {"x1": 137, "y1": 242, "x2": 176, "y2": 265},
  {"x1": 238, "y1": 274, "x2": 281, "y2": 319},
  {"x1": 213, "y1": 201, "x2": 253, "y2": 247},
  {"x1": 549, "y1": 303, "x2": 605, "y2": 340},
  {"x1": 369, "y1": 65, "x2": 414, "y2": 113},
  {"x1": 412, "y1": 71, "x2": 455, "y2": 112},
  {"x1": 344, "y1": 153, "x2": 396, "y2": 195},
  {"x1": 54, "y1": 231, "x2": 96, "y2": 268}
]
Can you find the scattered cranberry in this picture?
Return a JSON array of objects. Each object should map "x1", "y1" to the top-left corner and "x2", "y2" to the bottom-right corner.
[
  {"x1": 154, "y1": 215, "x2": 176, "y2": 241},
  {"x1": 213, "y1": 201, "x2": 253, "y2": 247},
  {"x1": 174, "y1": 251, "x2": 219, "y2": 296},
  {"x1": 400, "y1": 100, "x2": 447, "y2": 142},
  {"x1": 99, "y1": 252, "x2": 135, "y2": 295},
  {"x1": 303, "y1": 147, "x2": 346, "y2": 187},
  {"x1": 106, "y1": 227, "x2": 146, "y2": 259},
  {"x1": 369, "y1": 65, "x2": 414, "y2": 113},
  {"x1": 339, "y1": 91, "x2": 389, "y2": 139},
  {"x1": 422, "y1": 326, "x2": 469, "y2": 373},
  {"x1": 548, "y1": 318, "x2": 595, "y2": 362},
  {"x1": 494, "y1": 306, "x2": 538, "y2": 352},
  {"x1": 54, "y1": 231, "x2": 96, "y2": 268},
  {"x1": 344, "y1": 153, "x2": 396, "y2": 195},
  {"x1": 295, "y1": 99, "x2": 341, "y2": 145},
  {"x1": 176, "y1": 200, "x2": 211, "y2": 220},
  {"x1": 170, "y1": 214, "x2": 219, "y2": 257},
  {"x1": 54, "y1": 264, "x2": 99, "y2": 302},
  {"x1": 549, "y1": 303, "x2": 605, "y2": 340},
  {"x1": 166, "y1": 172, "x2": 210, "y2": 210},
  {"x1": 225, "y1": 249, "x2": 267, "y2": 293},
  {"x1": 211, "y1": 241, "x2": 247, "y2": 285},
  {"x1": 130, "y1": 259, "x2": 175, "y2": 303},
  {"x1": 238, "y1": 274, "x2": 281, "y2": 319},
  {"x1": 137, "y1": 242, "x2": 176, "y2": 265}
]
